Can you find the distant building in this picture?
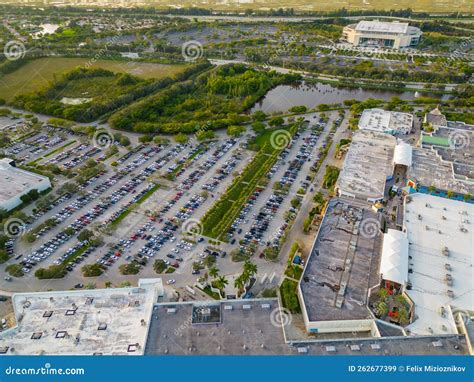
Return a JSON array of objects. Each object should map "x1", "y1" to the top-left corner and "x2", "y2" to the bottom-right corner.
[
  {"x1": 343, "y1": 20, "x2": 422, "y2": 49},
  {"x1": 0, "y1": 158, "x2": 51, "y2": 211}
]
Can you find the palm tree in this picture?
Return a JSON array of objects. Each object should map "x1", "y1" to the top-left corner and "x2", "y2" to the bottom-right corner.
[
  {"x1": 214, "y1": 276, "x2": 228, "y2": 298},
  {"x1": 243, "y1": 260, "x2": 258, "y2": 277},
  {"x1": 234, "y1": 275, "x2": 245, "y2": 291},
  {"x1": 464, "y1": 193, "x2": 472, "y2": 202},
  {"x1": 428, "y1": 185, "x2": 436, "y2": 194},
  {"x1": 447, "y1": 189, "x2": 455, "y2": 199},
  {"x1": 104, "y1": 281, "x2": 112, "y2": 288},
  {"x1": 209, "y1": 267, "x2": 219, "y2": 279}
]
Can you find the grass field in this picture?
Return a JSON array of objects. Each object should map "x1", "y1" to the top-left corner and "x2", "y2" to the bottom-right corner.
[
  {"x1": 0, "y1": 57, "x2": 188, "y2": 102},
  {"x1": 148, "y1": 0, "x2": 472, "y2": 12}
]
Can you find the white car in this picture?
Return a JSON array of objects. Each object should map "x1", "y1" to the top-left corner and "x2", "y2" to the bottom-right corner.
[{"x1": 166, "y1": 279, "x2": 176, "y2": 285}]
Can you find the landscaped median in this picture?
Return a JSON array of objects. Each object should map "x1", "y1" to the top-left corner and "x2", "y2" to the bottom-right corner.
[
  {"x1": 201, "y1": 122, "x2": 301, "y2": 240},
  {"x1": 109, "y1": 184, "x2": 160, "y2": 229}
]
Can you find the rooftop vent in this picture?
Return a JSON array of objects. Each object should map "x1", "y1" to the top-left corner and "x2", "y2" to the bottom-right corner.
[
  {"x1": 31, "y1": 332, "x2": 43, "y2": 340},
  {"x1": 43, "y1": 311, "x2": 53, "y2": 318}
]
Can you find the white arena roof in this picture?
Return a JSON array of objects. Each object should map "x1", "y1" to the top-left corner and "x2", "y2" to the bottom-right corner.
[
  {"x1": 355, "y1": 20, "x2": 409, "y2": 35},
  {"x1": 403, "y1": 193, "x2": 473, "y2": 336},
  {"x1": 380, "y1": 229, "x2": 409, "y2": 286}
]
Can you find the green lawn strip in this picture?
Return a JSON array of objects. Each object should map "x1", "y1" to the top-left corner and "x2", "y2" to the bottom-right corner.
[
  {"x1": 110, "y1": 184, "x2": 160, "y2": 228},
  {"x1": 166, "y1": 145, "x2": 206, "y2": 179},
  {"x1": 284, "y1": 265, "x2": 304, "y2": 281},
  {"x1": 202, "y1": 124, "x2": 299, "y2": 240},
  {"x1": 43, "y1": 140, "x2": 77, "y2": 158},
  {"x1": 62, "y1": 243, "x2": 90, "y2": 268},
  {"x1": 197, "y1": 285, "x2": 220, "y2": 300},
  {"x1": 279, "y1": 278, "x2": 301, "y2": 313}
]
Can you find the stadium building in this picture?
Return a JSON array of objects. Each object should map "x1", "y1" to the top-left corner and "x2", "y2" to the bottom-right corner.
[{"x1": 343, "y1": 20, "x2": 422, "y2": 49}]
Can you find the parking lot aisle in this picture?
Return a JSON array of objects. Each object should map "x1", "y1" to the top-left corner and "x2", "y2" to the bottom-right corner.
[{"x1": 278, "y1": 110, "x2": 349, "y2": 265}]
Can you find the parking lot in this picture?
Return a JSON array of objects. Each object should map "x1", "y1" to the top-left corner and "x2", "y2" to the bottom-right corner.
[{"x1": 1, "y1": 110, "x2": 343, "y2": 294}]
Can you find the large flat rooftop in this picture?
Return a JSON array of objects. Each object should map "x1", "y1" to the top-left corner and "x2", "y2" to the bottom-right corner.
[
  {"x1": 410, "y1": 146, "x2": 474, "y2": 196},
  {"x1": 403, "y1": 193, "x2": 473, "y2": 335},
  {"x1": 299, "y1": 199, "x2": 382, "y2": 323},
  {"x1": 145, "y1": 299, "x2": 291, "y2": 355},
  {"x1": 0, "y1": 158, "x2": 51, "y2": 205},
  {"x1": 0, "y1": 282, "x2": 160, "y2": 355},
  {"x1": 144, "y1": 300, "x2": 469, "y2": 355},
  {"x1": 355, "y1": 20, "x2": 410, "y2": 34},
  {"x1": 359, "y1": 108, "x2": 413, "y2": 135},
  {"x1": 336, "y1": 130, "x2": 395, "y2": 201}
]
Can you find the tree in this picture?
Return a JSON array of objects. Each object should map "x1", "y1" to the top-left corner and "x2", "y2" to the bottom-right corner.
[
  {"x1": 119, "y1": 262, "x2": 140, "y2": 275},
  {"x1": 195, "y1": 129, "x2": 215, "y2": 141},
  {"x1": 209, "y1": 267, "x2": 219, "y2": 279},
  {"x1": 153, "y1": 259, "x2": 167, "y2": 273},
  {"x1": 227, "y1": 125, "x2": 245, "y2": 137},
  {"x1": 252, "y1": 110, "x2": 266, "y2": 121},
  {"x1": 120, "y1": 136, "x2": 131, "y2": 147},
  {"x1": 105, "y1": 281, "x2": 113, "y2": 288},
  {"x1": 174, "y1": 133, "x2": 189, "y2": 144},
  {"x1": 154, "y1": 136, "x2": 170, "y2": 145},
  {"x1": 6, "y1": 264, "x2": 24, "y2": 277},
  {"x1": 214, "y1": 276, "x2": 228, "y2": 292},
  {"x1": 268, "y1": 117, "x2": 284, "y2": 127},
  {"x1": 243, "y1": 260, "x2": 257, "y2": 278},
  {"x1": 234, "y1": 275, "x2": 245, "y2": 291},
  {"x1": 139, "y1": 134, "x2": 152, "y2": 143},
  {"x1": 77, "y1": 229, "x2": 93, "y2": 242},
  {"x1": 251, "y1": 121, "x2": 266, "y2": 134},
  {"x1": 81, "y1": 263, "x2": 104, "y2": 277},
  {"x1": 447, "y1": 189, "x2": 455, "y2": 199},
  {"x1": 463, "y1": 193, "x2": 472, "y2": 202},
  {"x1": 428, "y1": 185, "x2": 436, "y2": 194},
  {"x1": 85, "y1": 282, "x2": 96, "y2": 289}
]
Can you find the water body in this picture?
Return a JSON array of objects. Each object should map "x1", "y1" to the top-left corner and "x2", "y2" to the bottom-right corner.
[{"x1": 251, "y1": 82, "x2": 449, "y2": 113}]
